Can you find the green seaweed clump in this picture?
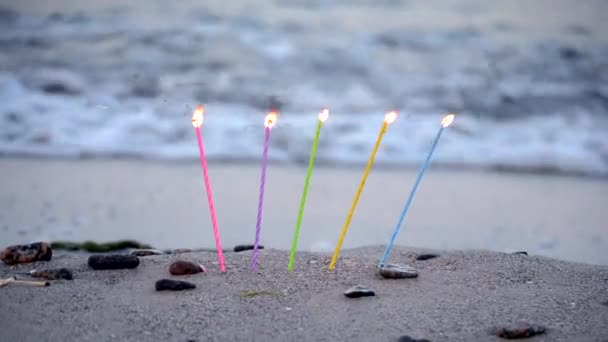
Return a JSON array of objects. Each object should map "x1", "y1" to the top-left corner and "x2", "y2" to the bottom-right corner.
[{"x1": 51, "y1": 240, "x2": 153, "y2": 252}]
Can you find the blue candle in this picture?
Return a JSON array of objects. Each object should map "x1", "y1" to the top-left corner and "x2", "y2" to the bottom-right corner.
[{"x1": 378, "y1": 114, "x2": 455, "y2": 267}]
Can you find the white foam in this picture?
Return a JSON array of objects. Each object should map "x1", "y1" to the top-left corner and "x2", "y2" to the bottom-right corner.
[{"x1": 1, "y1": 72, "x2": 607, "y2": 177}]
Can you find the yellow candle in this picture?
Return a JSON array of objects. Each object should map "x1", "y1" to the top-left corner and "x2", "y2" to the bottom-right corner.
[{"x1": 328, "y1": 111, "x2": 398, "y2": 270}]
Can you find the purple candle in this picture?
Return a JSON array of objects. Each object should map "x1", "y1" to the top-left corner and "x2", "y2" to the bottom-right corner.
[{"x1": 251, "y1": 111, "x2": 277, "y2": 271}]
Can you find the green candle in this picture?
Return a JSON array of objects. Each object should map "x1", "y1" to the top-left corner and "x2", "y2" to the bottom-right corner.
[{"x1": 288, "y1": 109, "x2": 329, "y2": 271}]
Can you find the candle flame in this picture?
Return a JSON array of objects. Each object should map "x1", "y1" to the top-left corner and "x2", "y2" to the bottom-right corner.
[
  {"x1": 441, "y1": 114, "x2": 455, "y2": 128},
  {"x1": 384, "y1": 111, "x2": 398, "y2": 124},
  {"x1": 191, "y1": 105, "x2": 204, "y2": 128},
  {"x1": 265, "y1": 111, "x2": 278, "y2": 128},
  {"x1": 318, "y1": 108, "x2": 329, "y2": 122}
]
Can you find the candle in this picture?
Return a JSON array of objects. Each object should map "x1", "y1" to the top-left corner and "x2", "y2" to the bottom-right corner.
[
  {"x1": 288, "y1": 109, "x2": 329, "y2": 272},
  {"x1": 328, "y1": 111, "x2": 398, "y2": 271},
  {"x1": 192, "y1": 105, "x2": 226, "y2": 272},
  {"x1": 251, "y1": 111, "x2": 278, "y2": 271},
  {"x1": 378, "y1": 114, "x2": 455, "y2": 267}
]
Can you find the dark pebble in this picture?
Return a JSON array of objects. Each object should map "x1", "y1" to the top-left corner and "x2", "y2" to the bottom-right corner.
[
  {"x1": 234, "y1": 244, "x2": 264, "y2": 253},
  {"x1": 344, "y1": 285, "x2": 375, "y2": 299},
  {"x1": 602, "y1": 300, "x2": 608, "y2": 307},
  {"x1": 155, "y1": 279, "x2": 196, "y2": 291},
  {"x1": 397, "y1": 336, "x2": 431, "y2": 342},
  {"x1": 379, "y1": 264, "x2": 419, "y2": 279},
  {"x1": 30, "y1": 268, "x2": 73, "y2": 280},
  {"x1": 88, "y1": 254, "x2": 140, "y2": 270},
  {"x1": 511, "y1": 251, "x2": 528, "y2": 256},
  {"x1": 416, "y1": 253, "x2": 439, "y2": 261},
  {"x1": 494, "y1": 323, "x2": 546, "y2": 339},
  {"x1": 1, "y1": 242, "x2": 52, "y2": 265},
  {"x1": 169, "y1": 260, "x2": 204, "y2": 275}
]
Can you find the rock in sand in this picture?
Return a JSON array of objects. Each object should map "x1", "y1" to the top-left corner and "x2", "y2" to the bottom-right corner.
[
  {"x1": 155, "y1": 279, "x2": 196, "y2": 291},
  {"x1": 344, "y1": 285, "x2": 375, "y2": 298},
  {"x1": 397, "y1": 336, "x2": 431, "y2": 342},
  {"x1": 1, "y1": 242, "x2": 53, "y2": 265},
  {"x1": 416, "y1": 253, "x2": 439, "y2": 261},
  {"x1": 494, "y1": 322, "x2": 546, "y2": 339},
  {"x1": 169, "y1": 260, "x2": 205, "y2": 275},
  {"x1": 234, "y1": 244, "x2": 264, "y2": 252},
  {"x1": 30, "y1": 268, "x2": 73, "y2": 280},
  {"x1": 88, "y1": 254, "x2": 140, "y2": 270},
  {"x1": 380, "y1": 264, "x2": 419, "y2": 279}
]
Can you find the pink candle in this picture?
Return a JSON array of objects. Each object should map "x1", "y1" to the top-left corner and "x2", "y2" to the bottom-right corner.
[{"x1": 192, "y1": 105, "x2": 226, "y2": 272}]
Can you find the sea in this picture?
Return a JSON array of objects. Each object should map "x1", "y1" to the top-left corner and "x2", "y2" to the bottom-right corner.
[{"x1": 1, "y1": 0, "x2": 607, "y2": 176}]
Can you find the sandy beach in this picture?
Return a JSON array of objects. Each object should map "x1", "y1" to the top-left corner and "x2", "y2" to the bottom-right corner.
[
  {"x1": 1, "y1": 246, "x2": 607, "y2": 341},
  {"x1": 1, "y1": 158, "x2": 607, "y2": 265},
  {"x1": 1, "y1": 1, "x2": 607, "y2": 340}
]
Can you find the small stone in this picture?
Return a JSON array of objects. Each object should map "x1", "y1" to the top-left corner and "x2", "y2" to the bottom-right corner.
[
  {"x1": 169, "y1": 260, "x2": 204, "y2": 275},
  {"x1": 88, "y1": 254, "x2": 140, "y2": 270},
  {"x1": 511, "y1": 251, "x2": 528, "y2": 256},
  {"x1": 234, "y1": 244, "x2": 264, "y2": 253},
  {"x1": 344, "y1": 285, "x2": 375, "y2": 298},
  {"x1": 29, "y1": 268, "x2": 73, "y2": 280},
  {"x1": 416, "y1": 253, "x2": 439, "y2": 261},
  {"x1": 130, "y1": 249, "x2": 165, "y2": 257},
  {"x1": 1, "y1": 242, "x2": 52, "y2": 265},
  {"x1": 155, "y1": 279, "x2": 196, "y2": 291},
  {"x1": 380, "y1": 264, "x2": 419, "y2": 279},
  {"x1": 397, "y1": 336, "x2": 431, "y2": 342},
  {"x1": 494, "y1": 323, "x2": 546, "y2": 339}
]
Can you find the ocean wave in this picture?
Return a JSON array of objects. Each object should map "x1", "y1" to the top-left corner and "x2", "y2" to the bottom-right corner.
[{"x1": 1, "y1": 3, "x2": 607, "y2": 176}]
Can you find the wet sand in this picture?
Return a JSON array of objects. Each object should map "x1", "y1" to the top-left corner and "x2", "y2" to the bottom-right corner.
[
  {"x1": 1, "y1": 158, "x2": 607, "y2": 265},
  {"x1": 0, "y1": 247, "x2": 607, "y2": 341}
]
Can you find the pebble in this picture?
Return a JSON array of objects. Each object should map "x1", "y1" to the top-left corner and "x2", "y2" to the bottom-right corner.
[
  {"x1": 379, "y1": 264, "x2": 419, "y2": 279},
  {"x1": 169, "y1": 260, "x2": 205, "y2": 275},
  {"x1": 344, "y1": 285, "x2": 375, "y2": 298},
  {"x1": 155, "y1": 279, "x2": 196, "y2": 291},
  {"x1": 234, "y1": 244, "x2": 264, "y2": 253},
  {"x1": 88, "y1": 254, "x2": 140, "y2": 270},
  {"x1": 1, "y1": 242, "x2": 53, "y2": 265},
  {"x1": 494, "y1": 322, "x2": 546, "y2": 339},
  {"x1": 29, "y1": 268, "x2": 73, "y2": 280},
  {"x1": 130, "y1": 249, "x2": 165, "y2": 257},
  {"x1": 511, "y1": 251, "x2": 528, "y2": 256},
  {"x1": 416, "y1": 253, "x2": 439, "y2": 261},
  {"x1": 397, "y1": 336, "x2": 431, "y2": 342}
]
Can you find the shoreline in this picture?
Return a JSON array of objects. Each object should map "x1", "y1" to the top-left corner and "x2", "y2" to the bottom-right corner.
[
  {"x1": 2, "y1": 157, "x2": 607, "y2": 266},
  {"x1": 1, "y1": 246, "x2": 607, "y2": 341},
  {"x1": 2, "y1": 155, "x2": 608, "y2": 180}
]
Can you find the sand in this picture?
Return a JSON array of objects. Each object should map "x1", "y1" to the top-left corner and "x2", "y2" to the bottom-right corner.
[
  {"x1": 1, "y1": 158, "x2": 608, "y2": 265},
  {"x1": 0, "y1": 246, "x2": 607, "y2": 341}
]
